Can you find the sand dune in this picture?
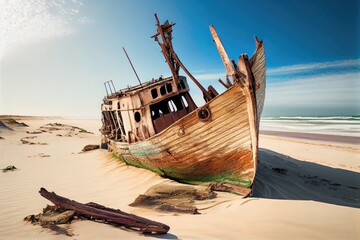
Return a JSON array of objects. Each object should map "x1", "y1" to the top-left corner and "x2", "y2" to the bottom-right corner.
[
  {"x1": 0, "y1": 117, "x2": 359, "y2": 239},
  {"x1": 254, "y1": 149, "x2": 359, "y2": 208}
]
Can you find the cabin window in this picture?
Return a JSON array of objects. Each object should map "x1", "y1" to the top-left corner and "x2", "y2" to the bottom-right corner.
[
  {"x1": 151, "y1": 89, "x2": 158, "y2": 99},
  {"x1": 160, "y1": 85, "x2": 166, "y2": 95},
  {"x1": 166, "y1": 83, "x2": 173, "y2": 93},
  {"x1": 117, "y1": 102, "x2": 120, "y2": 109},
  {"x1": 181, "y1": 96, "x2": 188, "y2": 108},
  {"x1": 134, "y1": 112, "x2": 141, "y2": 122},
  {"x1": 150, "y1": 95, "x2": 189, "y2": 134},
  {"x1": 180, "y1": 80, "x2": 186, "y2": 89},
  {"x1": 168, "y1": 100, "x2": 177, "y2": 112}
]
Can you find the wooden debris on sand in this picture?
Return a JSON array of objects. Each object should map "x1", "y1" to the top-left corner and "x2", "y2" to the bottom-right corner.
[
  {"x1": 26, "y1": 188, "x2": 170, "y2": 234},
  {"x1": 20, "y1": 136, "x2": 48, "y2": 145},
  {"x1": 2, "y1": 165, "x2": 17, "y2": 173},
  {"x1": 27, "y1": 123, "x2": 93, "y2": 136},
  {"x1": 130, "y1": 182, "x2": 216, "y2": 214},
  {"x1": 24, "y1": 205, "x2": 75, "y2": 237},
  {"x1": 82, "y1": 144, "x2": 100, "y2": 152},
  {"x1": 40, "y1": 123, "x2": 93, "y2": 134}
]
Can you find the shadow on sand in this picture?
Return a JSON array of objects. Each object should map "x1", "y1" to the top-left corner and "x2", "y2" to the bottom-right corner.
[{"x1": 252, "y1": 148, "x2": 360, "y2": 208}]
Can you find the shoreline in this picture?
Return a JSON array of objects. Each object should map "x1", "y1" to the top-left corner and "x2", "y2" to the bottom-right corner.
[{"x1": 260, "y1": 130, "x2": 360, "y2": 145}]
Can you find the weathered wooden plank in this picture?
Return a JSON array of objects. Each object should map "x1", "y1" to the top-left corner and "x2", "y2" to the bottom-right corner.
[
  {"x1": 39, "y1": 188, "x2": 170, "y2": 234},
  {"x1": 111, "y1": 84, "x2": 256, "y2": 189}
]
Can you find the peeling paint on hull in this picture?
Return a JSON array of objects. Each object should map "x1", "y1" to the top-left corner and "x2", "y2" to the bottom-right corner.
[{"x1": 109, "y1": 83, "x2": 258, "y2": 192}]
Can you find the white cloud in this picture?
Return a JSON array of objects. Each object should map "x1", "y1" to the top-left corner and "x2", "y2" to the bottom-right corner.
[
  {"x1": 267, "y1": 59, "x2": 360, "y2": 76},
  {"x1": 192, "y1": 59, "x2": 360, "y2": 81},
  {"x1": 0, "y1": 0, "x2": 91, "y2": 57},
  {"x1": 193, "y1": 72, "x2": 225, "y2": 81},
  {"x1": 78, "y1": 16, "x2": 93, "y2": 24},
  {"x1": 266, "y1": 71, "x2": 360, "y2": 106},
  {"x1": 191, "y1": 59, "x2": 360, "y2": 111},
  {"x1": 265, "y1": 59, "x2": 360, "y2": 108}
]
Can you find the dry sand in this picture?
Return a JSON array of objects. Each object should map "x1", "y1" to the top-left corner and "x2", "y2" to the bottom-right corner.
[{"x1": 0, "y1": 117, "x2": 359, "y2": 239}]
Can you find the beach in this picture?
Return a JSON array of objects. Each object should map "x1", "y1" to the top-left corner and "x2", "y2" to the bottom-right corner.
[{"x1": 0, "y1": 116, "x2": 359, "y2": 239}]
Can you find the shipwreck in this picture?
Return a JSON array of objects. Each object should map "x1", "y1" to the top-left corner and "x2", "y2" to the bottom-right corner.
[{"x1": 100, "y1": 14, "x2": 266, "y2": 196}]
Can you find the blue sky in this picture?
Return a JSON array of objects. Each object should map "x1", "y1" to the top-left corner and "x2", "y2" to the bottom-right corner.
[{"x1": 1, "y1": 0, "x2": 359, "y2": 117}]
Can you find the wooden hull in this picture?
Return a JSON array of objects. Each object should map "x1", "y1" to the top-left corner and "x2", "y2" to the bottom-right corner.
[
  {"x1": 111, "y1": 84, "x2": 254, "y2": 187},
  {"x1": 108, "y1": 45, "x2": 266, "y2": 195}
]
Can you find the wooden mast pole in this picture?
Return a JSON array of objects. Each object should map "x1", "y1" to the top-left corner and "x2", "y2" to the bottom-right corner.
[{"x1": 152, "y1": 14, "x2": 212, "y2": 101}]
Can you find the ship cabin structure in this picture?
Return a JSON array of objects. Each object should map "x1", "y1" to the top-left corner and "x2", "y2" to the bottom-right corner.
[{"x1": 101, "y1": 76, "x2": 197, "y2": 143}]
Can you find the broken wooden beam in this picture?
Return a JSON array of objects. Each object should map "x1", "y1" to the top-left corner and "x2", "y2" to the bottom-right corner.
[
  {"x1": 218, "y1": 79, "x2": 230, "y2": 89},
  {"x1": 39, "y1": 188, "x2": 170, "y2": 234}
]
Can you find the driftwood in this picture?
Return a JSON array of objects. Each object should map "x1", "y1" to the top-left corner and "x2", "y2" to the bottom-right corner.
[{"x1": 39, "y1": 188, "x2": 170, "y2": 234}]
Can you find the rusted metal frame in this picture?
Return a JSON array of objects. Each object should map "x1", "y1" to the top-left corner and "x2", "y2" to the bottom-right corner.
[
  {"x1": 231, "y1": 60, "x2": 246, "y2": 87},
  {"x1": 156, "y1": 40, "x2": 179, "y2": 88},
  {"x1": 165, "y1": 37, "x2": 181, "y2": 77},
  {"x1": 209, "y1": 25, "x2": 236, "y2": 79},
  {"x1": 209, "y1": 25, "x2": 246, "y2": 87},
  {"x1": 103, "y1": 112, "x2": 111, "y2": 135},
  {"x1": 115, "y1": 110, "x2": 127, "y2": 142},
  {"x1": 154, "y1": 14, "x2": 212, "y2": 102},
  {"x1": 218, "y1": 79, "x2": 230, "y2": 89},
  {"x1": 125, "y1": 102, "x2": 133, "y2": 142},
  {"x1": 104, "y1": 111, "x2": 115, "y2": 138},
  {"x1": 226, "y1": 77, "x2": 232, "y2": 87},
  {"x1": 122, "y1": 47, "x2": 142, "y2": 86},
  {"x1": 104, "y1": 82, "x2": 110, "y2": 97},
  {"x1": 109, "y1": 111, "x2": 120, "y2": 140},
  {"x1": 153, "y1": 14, "x2": 180, "y2": 93},
  {"x1": 207, "y1": 85, "x2": 219, "y2": 98}
]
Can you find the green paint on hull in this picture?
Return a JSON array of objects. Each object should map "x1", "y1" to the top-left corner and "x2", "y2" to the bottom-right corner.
[
  {"x1": 129, "y1": 142, "x2": 163, "y2": 158},
  {"x1": 112, "y1": 153, "x2": 165, "y2": 176},
  {"x1": 112, "y1": 153, "x2": 253, "y2": 189},
  {"x1": 160, "y1": 166, "x2": 252, "y2": 188}
]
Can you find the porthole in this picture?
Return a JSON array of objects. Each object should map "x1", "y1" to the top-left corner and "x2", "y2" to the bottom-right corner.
[
  {"x1": 134, "y1": 112, "x2": 141, "y2": 122},
  {"x1": 197, "y1": 106, "x2": 211, "y2": 122}
]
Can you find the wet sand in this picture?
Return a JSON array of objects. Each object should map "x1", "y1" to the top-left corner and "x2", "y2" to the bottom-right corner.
[
  {"x1": 0, "y1": 117, "x2": 359, "y2": 239},
  {"x1": 260, "y1": 130, "x2": 360, "y2": 144}
]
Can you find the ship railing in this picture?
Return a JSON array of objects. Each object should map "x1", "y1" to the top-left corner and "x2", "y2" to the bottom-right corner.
[{"x1": 104, "y1": 80, "x2": 116, "y2": 98}]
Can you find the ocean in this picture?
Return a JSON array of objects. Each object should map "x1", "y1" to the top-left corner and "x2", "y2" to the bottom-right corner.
[{"x1": 260, "y1": 116, "x2": 360, "y2": 137}]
